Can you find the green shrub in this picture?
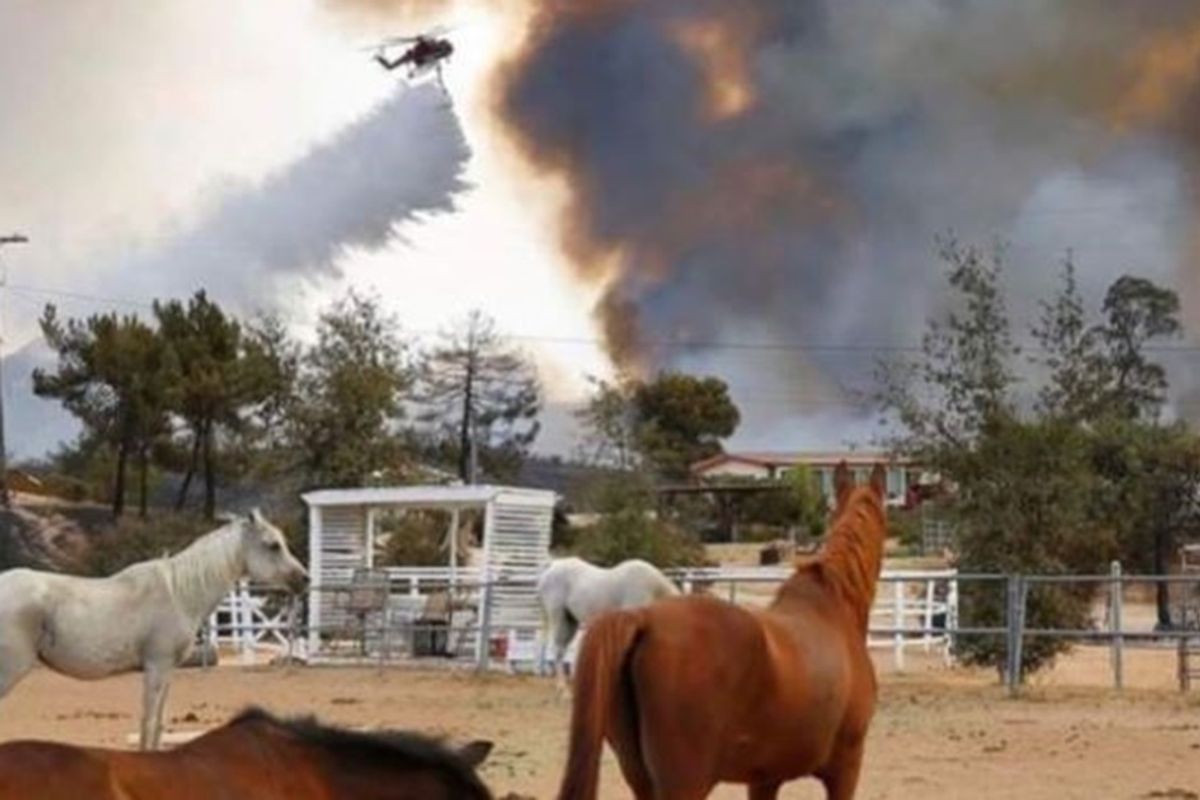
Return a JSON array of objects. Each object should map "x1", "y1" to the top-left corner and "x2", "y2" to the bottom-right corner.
[
  {"x1": 888, "y1": 508, "x2": 922, "y2": 550},
  {"x1": 567, "y1": 472, "x2": 710, "y2": 569},
  {"x1": 84, "y1": 513, "x2": 215, "y2": 576},
  {"x1": 571, "y1": 509, "x2": 709, "y2": 569},
  {"x1": 949, "y1": 418, "x2": 1110, "y2": 678},
  {"x1": 376, "y1": 509, "x2": 472, "y2": 568}
]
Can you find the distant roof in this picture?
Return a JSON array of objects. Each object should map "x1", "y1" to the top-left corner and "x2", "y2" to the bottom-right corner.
[
  {"x1": 691, "y1": 450, "x2": 912, "y2": 474},
  {"x1": 301, "y1": 484, "x2": 557, "y2": 509}
]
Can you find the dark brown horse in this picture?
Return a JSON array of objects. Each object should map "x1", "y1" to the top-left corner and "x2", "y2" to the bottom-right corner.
[
  {"x1": 0, "y1": 707, "x2": 494, "y2": 800},
  {"x1": 558, "y1": 462, "x2": 888, "y2": 800}
]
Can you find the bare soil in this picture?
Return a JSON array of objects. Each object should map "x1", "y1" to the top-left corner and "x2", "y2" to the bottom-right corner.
[{"x1": 2, "y1": 650, "x2": 1199, "y2": 799}]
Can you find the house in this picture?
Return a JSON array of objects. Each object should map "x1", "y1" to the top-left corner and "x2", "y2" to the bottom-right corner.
[{"x1": 689, "y1": 450, "x2": 931, "y2": 507}]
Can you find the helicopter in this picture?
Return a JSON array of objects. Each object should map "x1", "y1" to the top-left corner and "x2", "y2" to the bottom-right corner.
[{"x1": 367, "y1": 27, "x2": 454, "y2": 93}]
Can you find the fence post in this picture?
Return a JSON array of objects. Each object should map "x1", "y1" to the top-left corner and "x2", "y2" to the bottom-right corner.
[
  {"x1": 945, "y1": 575, "x2": 959, "y2": 665},
  {"x1": 923, "y1": 577, "x2": 935, "y2": 653},
  {"x1": 476, "y1": 574, "x2": 495, "y2": 672},
  {"x1": 1005, "y1": 574, "x2": 1022, "y2": 696},
  {"x1": 238, "y1": 581, "x2": 253, "y2": 665},
  {"x1": 893, "y1": 579, "x2": 906, "y2": 671},
  {"x1": 1110, "y1": 561, "x2": 1123, "y2": 691}
]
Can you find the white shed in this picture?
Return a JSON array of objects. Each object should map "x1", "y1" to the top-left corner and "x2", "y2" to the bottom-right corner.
[{"x1": 300, "y1": 484, "x2": 555, "y2": 665}]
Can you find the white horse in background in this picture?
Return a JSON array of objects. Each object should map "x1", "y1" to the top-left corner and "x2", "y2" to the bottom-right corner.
[
  {"x1": 536, "y1": 556, "x2": 679, "y2": 690},
  {"x1": 0, "y1": 509, "x2": 308, "y2": 750}
]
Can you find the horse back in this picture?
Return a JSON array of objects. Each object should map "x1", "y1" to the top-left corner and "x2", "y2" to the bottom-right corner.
[
  {"x1": 625, "y1": 593, "x2": 870, "y2": 784},
  {"x1": 0, "y1": 741, "x2": 115, "y2": 799}
]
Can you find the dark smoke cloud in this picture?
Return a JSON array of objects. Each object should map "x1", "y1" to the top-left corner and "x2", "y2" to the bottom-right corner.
[
  {"x1": 486, "y1": 0, "x2": 1200, "y2": 435},
  {"x1": 118, "y1": 83, "x2": 470, "y2": 311}
]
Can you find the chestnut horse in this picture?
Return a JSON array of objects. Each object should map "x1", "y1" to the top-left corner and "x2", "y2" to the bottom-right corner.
[
  {"x1": 0, "y1": 707, "x2": 495, "y2": 800},
  {"x1": 557, "y1": 462, "x2": 888, "y2": 800}
]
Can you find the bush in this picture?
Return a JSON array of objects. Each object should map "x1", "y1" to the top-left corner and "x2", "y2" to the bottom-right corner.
[
  {"x1": 84, "y1": 513, "x2": 215, "y2": 576},
  {"x1": 571, "y1": 509, "x2": 709, "y2": 569},
  {"x1": 0, "y1": 528, "x2": 25, "y2": 571},
  {"x1": 25, "y1": 472, "x2": 93, "y2": 502},
  {"x1": 949, "y1": 418, "x2": 1111, "y2": 678},
  {"x1": 888, "y1": 508, "x2": 922, "y2": 551},
  {"x1": 567, "y1": 473, "x2": 710, "y2": 569},
  {"x1": 376, "y1": 509, "x2": 473, "y2": 568}
]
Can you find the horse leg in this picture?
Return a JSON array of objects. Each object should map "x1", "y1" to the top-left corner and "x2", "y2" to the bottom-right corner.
[
  {"x1": 607, "y1": 674, "x2": 656, "y2": 800},
  {"x1": 818, "y1": 741, "x2": 865, "y2": 800},
  {"x1": 140, "y1": 662, "x2": 173, "y2": 750},
  {"x1": 748, "y1": 781, "x2": 783, "y2": 800},
  {"x1": 0, "y1": 636, "x2": 37, "y2": 699},
  {"x1": 538, "y1": 609, "x2": 557, "y2": 678},
  {"x1": 553, "y1": 615, "x2": 578, "y2": 696}
]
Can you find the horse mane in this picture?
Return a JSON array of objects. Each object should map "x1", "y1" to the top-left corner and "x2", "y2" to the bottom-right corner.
[
  {"x1": 229, "y1": 707, "x2": 492, "y2": 797},
  {"x1": 812, "y1": 485, "x2": 887, "y2": 629},
  {"x1": 164, "y1": 521, "x2": 245, "y2": 616}
]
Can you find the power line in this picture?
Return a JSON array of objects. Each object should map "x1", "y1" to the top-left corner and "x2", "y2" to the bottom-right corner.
[{"x1": 11, "y1": 279, "x2": 1200, "y2": 361}]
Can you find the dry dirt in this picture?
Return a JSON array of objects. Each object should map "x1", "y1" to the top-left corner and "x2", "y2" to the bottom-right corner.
[{"x1": 1, "y1": 650, "x2": 1199, "y2": 799}]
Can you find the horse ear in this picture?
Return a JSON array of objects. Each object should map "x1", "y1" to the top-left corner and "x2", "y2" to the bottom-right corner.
[
  {"x1": 833, "y1": 461, "x2": 854, "y2": 510},
  {"x1": 869, "y1": 463, "x2": 887, "y2": 499},
  {"x1": 457, "y1": 739, "x2": 493, "y2": 768},
  {"x1": 248, "y1": 508, "x2": 265, "y2": 525}
]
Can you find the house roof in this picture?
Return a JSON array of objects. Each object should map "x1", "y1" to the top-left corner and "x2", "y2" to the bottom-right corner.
[{"x1": 690, "y1": 450, "x2": 912, "y2": 475}]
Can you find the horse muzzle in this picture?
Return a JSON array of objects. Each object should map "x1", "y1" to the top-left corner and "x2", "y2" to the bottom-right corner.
[{"x1": 287, "y1": 568, "x2": 310, "y2": 593}]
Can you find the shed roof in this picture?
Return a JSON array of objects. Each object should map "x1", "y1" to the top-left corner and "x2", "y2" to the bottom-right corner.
[{"x1": 301, "y1": 484, "x2": 556, "y2": 510}]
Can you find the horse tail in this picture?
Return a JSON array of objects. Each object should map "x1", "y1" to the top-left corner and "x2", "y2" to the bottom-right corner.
[{"x1": 556, "y1": 609, "x2": 646, "y2": 800}]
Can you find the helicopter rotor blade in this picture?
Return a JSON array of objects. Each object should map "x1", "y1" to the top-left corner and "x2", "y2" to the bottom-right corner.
[{"x1": 358, "y1": 34, "x2": 420, "y2": 51}]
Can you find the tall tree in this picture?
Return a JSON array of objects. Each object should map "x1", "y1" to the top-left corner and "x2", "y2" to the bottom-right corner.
[
  {"x1": 154, "y1": 291, "x2": 247, "y2": 518},
  {"x1": 1095, "y1": 275, "x2": 1181, "y2": 420},
  {"x1": 632, "y1": 371, "x2": 740, "y2": 480},
  {"x1": 34, "y1": 306, "x2": 179, "y2": 517},
  {"x1": 1030, "y1": 258, "x2": 1108, "y2": 421},
  {"x1": 876, "y1": 242, "x2": 1099, "y2": 677},
  {"x1": 574, "y1": 374, "x2": 640, "y2": 470},
  {"x1": 290, "y1": 292, "x2": 413, "y2": 488},
  {"x1": 876, "y1": 238, "x2": 1019, "y2": 454},
  {"x1": 235, "y1": 312, "x2": 301, "y2": 476},
  {"x1": 418, "y1": 310, "x2": 541, "y2": 483}
]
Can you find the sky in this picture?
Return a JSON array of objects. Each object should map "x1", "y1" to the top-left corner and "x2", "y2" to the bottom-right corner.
[
  {"x1": 7, "y1": 1, "x2": 1200, "y2": 462},
  {"x1": 0, "y1": 0, "x2": 608, "y2": 459}
]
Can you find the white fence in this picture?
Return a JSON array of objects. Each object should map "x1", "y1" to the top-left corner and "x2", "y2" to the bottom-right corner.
[
  {"x1": 203, "y1": 567, "x2": 958, "y2": 672},
  {"x1": 204, "y1": 581, "x2": 303, "y2": 663}
]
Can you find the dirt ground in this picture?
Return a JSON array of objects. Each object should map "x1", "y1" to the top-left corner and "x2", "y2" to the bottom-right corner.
[{"x1": 2, "y1": 649, "x2": 1199, "y2": 799}]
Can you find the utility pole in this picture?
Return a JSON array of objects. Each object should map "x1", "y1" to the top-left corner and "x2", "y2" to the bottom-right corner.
[{"x1": 0, "y1": 234, "x2": 28, "y2": 508}]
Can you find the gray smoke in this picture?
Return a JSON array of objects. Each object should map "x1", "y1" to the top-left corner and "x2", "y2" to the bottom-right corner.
[{"x1": 492, "y1": 0, "x2": 1200, "y2": 440}]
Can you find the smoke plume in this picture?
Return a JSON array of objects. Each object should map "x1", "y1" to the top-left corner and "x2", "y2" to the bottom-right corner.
[{"x1": 479, "y1": 1, "x2": 1200, "y2": 431}]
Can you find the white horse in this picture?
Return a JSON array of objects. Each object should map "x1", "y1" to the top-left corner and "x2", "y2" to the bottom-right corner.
[
  {"x1": 536, "y1": 556, "x2": 679, "y2": 689},
  {"x1": 0, "y1": 509, "x2": 307, "y2": 750}
]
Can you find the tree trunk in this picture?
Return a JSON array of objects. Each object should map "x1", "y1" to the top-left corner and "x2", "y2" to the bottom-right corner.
[
  {"x1": 202, "y1": 419, "x2": 216, "y2": 520},
  {"x1": 112, "y1": 440, "x2": 129, "y2": 518},
  {"x1": 138, "y1": 446, "x2": 150, "y2": 519},
  {"x1": 458, "y1": 359, "x2": 475, "y2": 484},
  {"x1": 174, "y1": 427, "x2": 202, "y2": 511},
  {"x1": 1153, "y1": 520, "x2": 1173, "y2": 629}
]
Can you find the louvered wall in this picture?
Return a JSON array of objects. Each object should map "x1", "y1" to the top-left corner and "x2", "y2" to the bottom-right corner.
[
  {"x1": 317, "y1": 506, "x2": 367, "y2": 631},
  {"x1": 485, "y1": 492, "x2": 553, "y2": 633}
]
